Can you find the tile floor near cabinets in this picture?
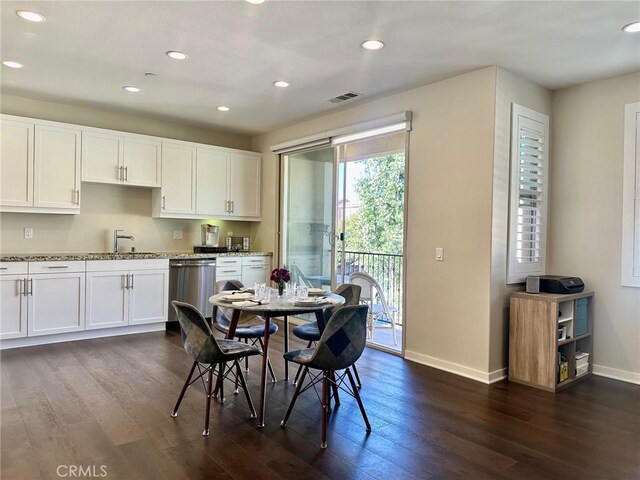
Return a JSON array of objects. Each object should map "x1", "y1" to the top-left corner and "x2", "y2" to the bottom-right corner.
[{"x1": 1, "y1": 323, "x2": 639, "y2": 479}]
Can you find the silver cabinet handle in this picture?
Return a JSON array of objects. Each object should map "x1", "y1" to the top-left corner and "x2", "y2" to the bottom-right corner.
[
  {"x1": 225, "y1": 200, "x2": 230, "y2": 213},
  {"x1": 124, "y1": 166, "x2": 128, "y2": 182},
  {"x1": 22, "y1": 278, "x2": 28, "y2": 296},
  {"x1": 74, "y1": 189, "x2": 80, "y2": 205},
  {"x1": 130, "y1": 274, "x2": 134, "y2": 289},
  {"x1": 249, "y1": 266, "x2": 265, "y2": 270},
  {"x1": 28, "y1": 278, "x2": 33, "y2": 296},
  {"x1": 47, "y1": 265, "x2": 69, "y2": 269},
  {"x1": 220, "y1": 269, "x2": 237, "y2": 273},
  {"x1": 162, "y1": 196, "x2": 166, "y2": 210},
  {"x1": 230, "y1": 200, "x2": 234, "y2": 213},
  {"x1": 0, "y1": 267, "x2": 7, "y2": 270},
  {"x1": 123, "y1": 274, "x2": 129, "y2": 289}
]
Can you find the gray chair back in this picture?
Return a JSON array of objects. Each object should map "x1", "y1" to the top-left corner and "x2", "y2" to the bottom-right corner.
[
  {"x1": 172, "y1": 301, "x2": 224, "y2": 364},
  {"x1": 322, "y1": 283, "x2": 361, "y2": 327},
  {"x1": 310, "y1": 305, "x2": 368, "y2": 371}
]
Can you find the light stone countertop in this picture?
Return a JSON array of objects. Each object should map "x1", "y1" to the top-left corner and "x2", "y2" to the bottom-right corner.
[{"x1": 0, "y1": 251, "x2": 273, "y2": 262}]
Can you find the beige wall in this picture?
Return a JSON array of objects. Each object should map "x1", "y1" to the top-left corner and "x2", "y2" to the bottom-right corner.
[
  {"x1": 0, "y1": 95, "x2": 255, "y2": 254},
  {"x1": 252, "y1": 67, "x2": 498, "y2": 377},
  {"x1": 0, "y1": 184, "x2": 252, "y2": 253},
  {"x1": 550, "y1": 72, "x2": 640, "y2": 381},
  {"x1": 489, "y1": 68, "x2": 553, "y2": 374}
]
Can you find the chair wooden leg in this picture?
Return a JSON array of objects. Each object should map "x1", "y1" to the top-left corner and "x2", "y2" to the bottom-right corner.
[
  {"x1": 218, "y1": 363, "x2": 225, "y2": 403},
  {"x1": 235, "y1": 360, "x2": 257, "y2": 418},
  {"x1": 346, "y1": 367, "x2": 371, "y2": 432},
  {"x1": 171, "y1": 361, "x2": 197, "y2": 417},
  {"x1": 321, "y1": 370, "x2": 329, "y2": 449},
  {"x1": 281, "y1": 365, "x2": 308, "y2": 426},
  {"x1": 203, "y1": 365, "x2": 214, "y2": 436},
  {"x1": 352, "y1": 363, "x2": 362, "y2": 389},
  {"x1": 244, "y1": 338, "x2": 250, "y2": 372}
]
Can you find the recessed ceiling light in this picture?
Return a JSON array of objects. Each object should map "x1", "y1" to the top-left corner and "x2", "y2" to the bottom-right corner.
[
  {"x1": 123, "y1": 86, "x2": 140, "y2": 93},
  {"x1": 246, "y1": 0, "x2": 267, "y2": 4},
  {"x1": 622, "y1": 21, "x2": 640, "y2": 33},
  {"x1": 361, "y1": 39, "x2": 384, "y2": 50},
  {"x1": 2, "y1": 61, "x2": 23, "y2": 69},
  {"x1": 217, "y1": 106, "x2": 230, "y2": 112},
  {"x1": 16, "y1": 10, "x2": 46, "y2": 22},
  {"x1": 274, "y1": 80, "x2": 290, "y2": 88},
  {"x1": 166, "y1": 50, "x2": 188, "y2": 60}
]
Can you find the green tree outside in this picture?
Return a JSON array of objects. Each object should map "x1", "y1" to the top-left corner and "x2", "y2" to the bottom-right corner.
[{"x1": 344, "y1": 153, "x2": 405, "y2": 255}]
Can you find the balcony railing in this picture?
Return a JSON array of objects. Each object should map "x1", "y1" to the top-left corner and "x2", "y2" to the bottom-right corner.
[{"x1": 337, "y1": 250, "x2": 403, "y2": 326}]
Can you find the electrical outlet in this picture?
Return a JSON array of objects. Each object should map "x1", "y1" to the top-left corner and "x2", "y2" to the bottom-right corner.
[
  {"x1": 173, "y1": 230, "x2": 183, "y2": 240},
  {"x1": 435, "y1": 247, "x2": 444, "y2": 261},
  {"x1": 24, "y1": 227, "x2": 33, "y2": 239}
]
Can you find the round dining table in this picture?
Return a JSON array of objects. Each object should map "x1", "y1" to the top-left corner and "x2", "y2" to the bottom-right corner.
[{"x1": 209, "y1": 289, "x2": 344, "y2": 427}]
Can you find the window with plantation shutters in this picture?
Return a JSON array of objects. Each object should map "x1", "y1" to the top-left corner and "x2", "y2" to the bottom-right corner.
[
  {"x1": 507, "y1": 104, "x2": 550, "y2": 284},
  {"x1": 622, "y1": 102, "x2": 640, "y2": 287}
]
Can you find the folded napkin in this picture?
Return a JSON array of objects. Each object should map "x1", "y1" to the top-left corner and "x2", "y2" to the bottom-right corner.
[
  {"x1": 223, "y1": 292, "x2": 253, "y2": 301},
  {"x1": 232, "y1": 300, "x2": 262, "y2": 307}
]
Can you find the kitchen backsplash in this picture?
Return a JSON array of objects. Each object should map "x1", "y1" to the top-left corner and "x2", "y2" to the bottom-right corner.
[{"x1": 0, "y1": 183, "x2": 252, "y2": 253}]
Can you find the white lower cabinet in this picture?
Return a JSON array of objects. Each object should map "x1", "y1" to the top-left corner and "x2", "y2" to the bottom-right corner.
[
  {"x1": 28, "y1": 272, "x2": 85, "y2": 336},
  {"x1": 0, "y1": 274, "x2": 28, "y2": 340},
  {"x1": 86, "y1": 260, "x2": 169, "y2": 330},
  {"x1": 240, "y1": 256, "x2": 271, "y2": 286},
  {"x1": 1, "y1": 262, "x2": 86, "y2": 339}
]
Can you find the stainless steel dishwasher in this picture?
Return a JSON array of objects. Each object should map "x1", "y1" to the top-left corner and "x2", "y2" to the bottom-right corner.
[{"x1": 168, "y1": 258, "x2": 216, "y2": 322}]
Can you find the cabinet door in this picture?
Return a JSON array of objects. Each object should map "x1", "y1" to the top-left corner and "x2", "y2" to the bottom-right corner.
[
  {"x1": 1, "y1": 118, "x2": 34, "y2": 207},
  {"x1": 0, "y1": 275, "x2": 28, "y2": 339},
  {"x1": 27, "y1": 273, "x2": 85, "y2": 336},
  {"x1": 85, "y1": 271, "x2": 128, "y2": 330},
  {"x1": 81, "y1": 130, "x2": 122, "y2": 184},
  {"x1": 241, "y1": 264, "x2": 269, "y2": 286},
  {"x1": 229, "y1": 153, "x2": 261, "y2": 218},
  {"x1": 128, "y1": 269, "x2": 168, "y2": 325},
  {"x1": 196, "y1": 147, "x2": 229, "y2": 216},
  {"x1": 124, "y1": 136, "x2": 161, "y2": 187},
  {"x1": 161, "y1": 143, "x2": 196, "y2": 214},
  {"x1": 33, "y1": 124, "x2": 81, "y2": 210}
]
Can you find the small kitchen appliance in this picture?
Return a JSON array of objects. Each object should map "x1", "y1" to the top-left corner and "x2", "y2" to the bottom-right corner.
[{"x1": 201, "y1": 224, "x2": 220, "y2": 247}]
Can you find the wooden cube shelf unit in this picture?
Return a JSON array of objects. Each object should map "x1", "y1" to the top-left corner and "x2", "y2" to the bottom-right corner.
[{"x1": 509, "y1": 291, "x2": 594, "y2": 392}]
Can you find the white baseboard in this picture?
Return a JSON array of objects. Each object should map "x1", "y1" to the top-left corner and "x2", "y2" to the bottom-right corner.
[
  {"x1": 592, "y1": 364, "x2": 640, "y2": 385},
  {"x1": 0, "y1": 323, "x2": 166, "y2": 350},
  {"x1": 405, "y1": 350, "x2": 507, "y2": 384}
]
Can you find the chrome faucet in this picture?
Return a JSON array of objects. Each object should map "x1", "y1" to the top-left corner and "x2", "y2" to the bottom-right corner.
[{"x1": 113, "y1": 229, "x2": 134, "y2": 253}]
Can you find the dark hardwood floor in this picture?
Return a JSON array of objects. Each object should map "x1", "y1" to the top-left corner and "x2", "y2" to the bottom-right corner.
[{"x1": 2, "y1": 323, "x2": 639, "y2": 480}]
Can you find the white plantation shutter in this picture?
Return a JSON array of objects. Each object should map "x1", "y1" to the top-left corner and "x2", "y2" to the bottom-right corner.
[{"x1": 507, "y1": 104, "x2": 550, "y2": 284}]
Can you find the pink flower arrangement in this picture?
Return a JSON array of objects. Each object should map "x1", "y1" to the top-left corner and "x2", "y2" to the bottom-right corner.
[{"x1": 270, "y1": 267, "x2": 291, "y2": 284}]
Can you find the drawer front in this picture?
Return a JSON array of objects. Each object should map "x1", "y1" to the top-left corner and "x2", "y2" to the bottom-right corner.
[
  {"x1": 216, "y1": 266, "x2": 242, "y2": 277},
  {"x1": 216, "y1": 257, "x2": 242, "y2": 268},
  {"x1": 28, "y1": 260, "x2": 85, "y2": 274},
  {"x1": 242, "y1": 256, "x2": 270, "y2": 266},
  {"x1": 86, "y1": 259, "x2": 168, "y2": 272},
  {"x1": 0, "y1": 262, "x2": 28, "y2": 275}
]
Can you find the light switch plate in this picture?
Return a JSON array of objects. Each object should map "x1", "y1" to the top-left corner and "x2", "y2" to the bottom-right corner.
[
  {"x1": 436, "y1": 247, "x2": 444, "y2": 261},
  {"x1": 173, "y1": 230, "x2": 183, "y2": 240},
  {"x1": 24, "y1": 227, "x2": 33, "y2": 239}
]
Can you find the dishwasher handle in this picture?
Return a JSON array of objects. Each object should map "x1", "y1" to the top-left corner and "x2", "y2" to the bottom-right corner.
[{"x1": 170, "y1": 262, "x2": 216, "y2": 268}]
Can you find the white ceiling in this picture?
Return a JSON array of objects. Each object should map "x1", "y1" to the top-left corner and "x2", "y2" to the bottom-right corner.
[{"x1": 1, "y1": 1, "x2": 639, "y2": 136}]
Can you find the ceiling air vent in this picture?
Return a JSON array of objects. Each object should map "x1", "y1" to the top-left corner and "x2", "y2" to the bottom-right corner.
[{"x1": 328, "y1": 91, "x2": 361, "y2": 104}]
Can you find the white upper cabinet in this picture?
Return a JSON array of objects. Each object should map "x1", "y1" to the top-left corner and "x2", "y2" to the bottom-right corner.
[
  {"x1": 1, "y1": 118, "x2": 33, "y2": 208},
  {"x1": 229, "y1": 152, "x2": 261, "y2": 218},
  {"x1": 156, "y1": 142, "x2": 197, "y2": 215},
  {"x1": 1, "y1": 115, "x2": 80, "y2": 214},
  {"x1": 196, "y1": 147, "x2": 229, "y2": 216},
  {"x1": 82, "y1": 128, "x2": 161, "y2": 187}
]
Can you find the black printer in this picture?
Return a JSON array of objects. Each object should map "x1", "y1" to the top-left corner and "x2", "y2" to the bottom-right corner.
[{"x1": 526, "y1": 275, "x2": 585, "y2": 294}]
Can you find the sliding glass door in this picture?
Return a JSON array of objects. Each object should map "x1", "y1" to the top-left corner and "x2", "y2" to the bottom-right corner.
[
  {"x1": 280, "y1": 124, "x2": 408, "y2": 355},
  {"x1": 281, "y1": 146, "x2": 335, "y2": 289}
]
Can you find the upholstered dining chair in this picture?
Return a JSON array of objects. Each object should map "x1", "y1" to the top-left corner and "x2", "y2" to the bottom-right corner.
[
  {"x1": 291, "y1": 283, "x2": 363, "y2": 388},
  {"x1": 349, "y1": 271, "x2": 399, "y2": 346},
  {"x1": 212, "y1": 280, "x2": 278, "y2": 383},
  {"x1": 170, "y1": 301, "x2": 260, "y2": 436},
  {"x1": 281, "y1": 304, "x2": 371, "y2": 448}
]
